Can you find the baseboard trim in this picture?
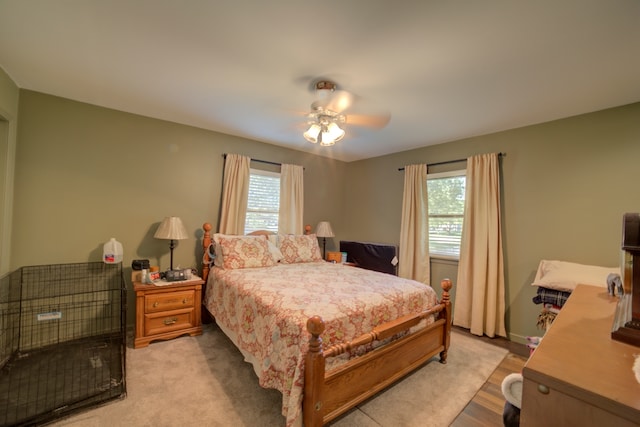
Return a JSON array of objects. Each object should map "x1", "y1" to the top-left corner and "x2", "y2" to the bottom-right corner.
[{"x1": 508, "y1": 332, "x2": 528, "y2": 345}]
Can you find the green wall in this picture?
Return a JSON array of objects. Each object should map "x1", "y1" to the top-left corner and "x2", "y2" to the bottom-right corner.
[
  {"x1": 0, "y1": 67, "x2": 19, "y2": 275},
  {"x1": 12, "y1": 90, "x2": 348, "y2": 323},
  {"x1": 342, "y1": 103, "x2": 640, "y2": 342}
]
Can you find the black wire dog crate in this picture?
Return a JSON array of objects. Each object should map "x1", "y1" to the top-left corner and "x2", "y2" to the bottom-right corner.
[{"x1": 0, "y1": 262, "x2": 126, "y2": 426}]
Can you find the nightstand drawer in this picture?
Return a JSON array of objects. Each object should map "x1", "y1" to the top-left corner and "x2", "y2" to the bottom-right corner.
[
  {"x1": 145, "y1": 290, "x2": 194, "y2": 313},
  {"x1": 145, "y1": 309, "x2": 195, "y2": 335}
]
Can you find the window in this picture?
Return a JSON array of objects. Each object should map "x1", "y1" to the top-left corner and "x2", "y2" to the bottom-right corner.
[
  {"x1": 427, "y1": 170, "x2": 466, "y2": 258},
  {"x1": 244, "y1": 169, "x2": 280, "y2": 234}
]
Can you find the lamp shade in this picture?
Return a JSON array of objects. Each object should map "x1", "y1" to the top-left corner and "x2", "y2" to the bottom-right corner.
[
  {"x1": 154, "y1": 217, "x2": 189, "y2": 240},
  {"x1": 315, "y1": 221, "x2": 335, "y2": 238},
  {"x1": 303, "y1": 124, "x2": 321, "y2": 143},
  {"x1": 323, "y1": 122, "x2": 345, "y2": 146}
]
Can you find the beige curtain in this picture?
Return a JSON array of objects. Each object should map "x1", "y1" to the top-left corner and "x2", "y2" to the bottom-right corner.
[
  {"x1": 278, "y1": 163, "x2": 304, "y2": 234},
  {"x1": 453, "y1": 153, "x2": 506, "y2": 338},
  {"x1": 218, "y1": 154, "x2": 250, "y2": 234},
  {"x1": 398, "y1": 164, "x2": 430, "y2": 283}
]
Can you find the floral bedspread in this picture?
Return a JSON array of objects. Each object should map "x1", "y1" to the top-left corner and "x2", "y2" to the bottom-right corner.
[{"x1": 203, "y1": 261, "x2": 438, "y2": 426}]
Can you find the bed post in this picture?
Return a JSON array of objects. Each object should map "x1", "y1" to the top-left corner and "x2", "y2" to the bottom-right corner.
[
  {"x1": 202, "y1": 222, "x2": 212, "y2": 283},
  {"x1": 304, "y1": 315, "x2": 326, "y2": 427},
  {"x1": 439, "y1": 278, "x2": 453, "y2": 363}
]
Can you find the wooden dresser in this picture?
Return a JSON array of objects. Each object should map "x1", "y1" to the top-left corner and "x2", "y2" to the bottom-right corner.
[
  {"x1": 521, "y1": 284, "x2": 640, "y2": 426},
  {"x1": 134, "y1": 278, "x2": 203, "y2": 348}
]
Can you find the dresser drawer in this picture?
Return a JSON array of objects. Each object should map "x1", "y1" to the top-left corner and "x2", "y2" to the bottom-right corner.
[
  {"x1": 145, "y1": 290, "x2": 194, "y2": 313},
  {"x1": 145, "y1": 309, "x2": 195, "y2": 336}
]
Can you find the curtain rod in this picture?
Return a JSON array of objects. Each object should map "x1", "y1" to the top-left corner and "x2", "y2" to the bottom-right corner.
[
  {"x1": 222, "y1": 153, "x2": 282, "y2": 167},
  {"x1": 251, "y1": 158, "x2": 282, "y2": 167},
  {"x1": 397, "y1": 152, "x2": 505, "y2": 171},
  {"x1": 222, "y1": 154, "x2": 305, "y2": 169}
]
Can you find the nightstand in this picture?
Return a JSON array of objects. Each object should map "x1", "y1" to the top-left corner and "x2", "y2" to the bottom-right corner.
[{"x1": 133, "y1": 278, "x2": 203, "y2": 348}]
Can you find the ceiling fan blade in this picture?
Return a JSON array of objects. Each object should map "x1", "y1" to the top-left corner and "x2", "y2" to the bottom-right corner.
[
  {"x1": 323, "y1": 90, "x2": 354, "y2": 113},
  {"x1": 345, "y1": 113, "x2": 391, "y2": 129}
]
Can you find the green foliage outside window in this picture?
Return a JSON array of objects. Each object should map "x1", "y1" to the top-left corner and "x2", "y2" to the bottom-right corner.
[{"x1": 427, "y1": 174, "x2": 466, "y2": 257}]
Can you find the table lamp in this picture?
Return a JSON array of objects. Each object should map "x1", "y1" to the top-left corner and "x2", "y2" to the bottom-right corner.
[
  {"x1": 154, "y1": 216, "x2": 188, "y2": 270},
  {"x1": 315, "y1": 221, "x2": 334, "y2": 259}
]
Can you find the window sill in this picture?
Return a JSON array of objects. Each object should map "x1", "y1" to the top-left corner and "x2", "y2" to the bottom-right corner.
[{"x1": 429, "y1": 255, "x2": 459, "y2": 264}]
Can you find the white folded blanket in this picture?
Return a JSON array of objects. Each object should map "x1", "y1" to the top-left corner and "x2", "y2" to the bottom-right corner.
[{"x1": 501, "y1": 373, "x2": 523, "y2": 409}]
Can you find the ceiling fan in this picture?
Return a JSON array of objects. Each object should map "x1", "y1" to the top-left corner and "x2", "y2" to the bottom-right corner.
[{"x1": 303, "y1": 80, "x2": 390, "y2": 146}]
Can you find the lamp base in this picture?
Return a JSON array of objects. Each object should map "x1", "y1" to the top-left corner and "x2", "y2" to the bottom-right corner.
[
  {"x1": 169, "y1": 239, "x2": 176, "y2": 270},
  {"x1": 322, "y1": 238, "x2": 327, "y2": 260}
]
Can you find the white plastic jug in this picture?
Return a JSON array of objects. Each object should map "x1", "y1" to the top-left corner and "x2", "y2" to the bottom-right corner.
[{"x1": 103, "y1": 238, "x2": 123, "y2": 264}]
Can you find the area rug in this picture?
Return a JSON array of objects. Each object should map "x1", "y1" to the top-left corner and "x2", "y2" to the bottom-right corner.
[{"x1": 53, "y1": 324, "x2": 507, "y2": 427}]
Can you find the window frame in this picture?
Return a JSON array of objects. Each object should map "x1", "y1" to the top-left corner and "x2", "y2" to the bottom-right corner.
[
  {"x1": 427, "y1": 168, "x2": 466, "y2": 261},
  {"x1": 244, "y1": 168, "x2": 281, "y2": 234}
]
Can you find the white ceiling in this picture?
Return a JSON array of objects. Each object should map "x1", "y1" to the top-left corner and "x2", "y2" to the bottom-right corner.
[{"x1": 1, "y1": 1, "x2": 639, "y2": 162}]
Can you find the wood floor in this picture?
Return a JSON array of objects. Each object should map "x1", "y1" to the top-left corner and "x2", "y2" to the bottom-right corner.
[{"x1": 450, "y1": 329, "x2": 529, "y2": 427}]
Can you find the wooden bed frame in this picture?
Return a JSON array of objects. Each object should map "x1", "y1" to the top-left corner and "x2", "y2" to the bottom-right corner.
[{"x1": 200, "y1": 223, "x2": 452, "y2": 426}]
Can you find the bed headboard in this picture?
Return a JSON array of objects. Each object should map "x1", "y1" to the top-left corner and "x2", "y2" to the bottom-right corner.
[{"x1": 339, "y1": 240, "x2": 398, "y2": 275}]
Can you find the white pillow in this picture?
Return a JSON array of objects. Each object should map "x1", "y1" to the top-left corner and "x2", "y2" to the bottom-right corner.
[
  {"x1": 531, "y1": 260, "x2": 620, "y2": 292},
  {"x1": 267, "y1": 239, "x2": 284, "y2": 262}
]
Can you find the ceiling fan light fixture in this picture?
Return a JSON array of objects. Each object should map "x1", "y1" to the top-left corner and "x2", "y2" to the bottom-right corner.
[
  {"x1": 326, "y1": 122, "x2": 345, "y2": 142},
  {"x1": 305, "y1": 121, "x2": 344, "y2": 146},
  {"x1": 303, "y1": 80, "x2": 351, "y2": 147},
  {"x1": 303, "y1": 123, "x2": 321, "y2": 143},
  {"x1": 304, "y1": 111, "x2": 345, "y2": 147},
  {"x1": 319, "y1": 132, "x2": 335, "y2": 146}
]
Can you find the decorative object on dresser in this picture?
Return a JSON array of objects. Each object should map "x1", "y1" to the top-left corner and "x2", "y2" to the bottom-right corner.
[
  {"x1": 134, "y1": 278, "x2": 203, "y2": 348},
  {"x1": 315, "y1": 220, "x2": 334, "y2": 259},
  {"x1": 199, "y1": 223, "x2": 453, "y2": 427},
  {"x1": 154, "y1": 216, "x2": 189, "y2": 271},
  {"x1": 612, "y1": 212, "x2": 640, "y2": 346}
]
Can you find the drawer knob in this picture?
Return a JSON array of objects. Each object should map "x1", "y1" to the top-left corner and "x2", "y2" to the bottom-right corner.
[
  {"x1": 153, "y1": 302, "x2": 159, "y2": 308},
  {"x1": 537, "y1": 384, "x2": 550, "y2": 395},
  {"x1": 164, "y1": 317, "x2": 178, "y2": 325},
  {"x1": 183, "y1": 298, "x2": 187, "y2": 304}
]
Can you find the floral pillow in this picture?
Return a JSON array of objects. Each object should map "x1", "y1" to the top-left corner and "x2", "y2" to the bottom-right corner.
[
  {"x1": 214, "y1": 234, "x2": 277, "y2": 269},
  {"x1": 278, "y1": 234, "x2": 324, "y2": 264},
  {"x1": 212, "y1": 233, "x2": 238, "y2": 268}
]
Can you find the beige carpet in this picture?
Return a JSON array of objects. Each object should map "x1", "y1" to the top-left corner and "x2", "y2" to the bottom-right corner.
[{"x1": 53, "y1": 324, "x2": 508, "y2": 427}]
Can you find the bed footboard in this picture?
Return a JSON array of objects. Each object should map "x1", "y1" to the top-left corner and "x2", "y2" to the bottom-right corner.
[{"x1": 303, "y1": 278, "x2": 453, "y2": 426}]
